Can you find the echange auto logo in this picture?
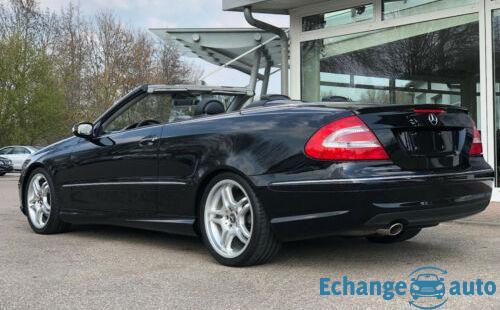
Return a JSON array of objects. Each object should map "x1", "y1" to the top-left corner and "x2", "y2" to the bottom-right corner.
[{"x1": 320, "y1": 266, "x2": 496, "y2": 309}]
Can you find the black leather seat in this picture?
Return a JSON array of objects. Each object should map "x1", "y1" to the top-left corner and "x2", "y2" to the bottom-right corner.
[
  {"x1": 322, "y1": 95, "x2": 351, "y2": 102},
  {"x1": 194, "y1": 99, "x2": 225, "y2": 116}
]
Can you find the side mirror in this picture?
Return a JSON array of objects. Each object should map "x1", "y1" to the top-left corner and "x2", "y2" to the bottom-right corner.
[{"x1": 72, "y1": 122, "x2": 94, "y2": 139}]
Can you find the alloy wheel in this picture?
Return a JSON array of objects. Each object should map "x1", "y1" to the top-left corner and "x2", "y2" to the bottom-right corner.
[
  {"x1": 204, "y1": 179, "x2": 253, "y2": 258},
  {"x1": 27, "y1": 173, "x2": 51, "y2": 229}
]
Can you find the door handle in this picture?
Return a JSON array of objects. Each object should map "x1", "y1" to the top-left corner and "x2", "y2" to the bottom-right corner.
[{"x1": 139, "y1": 136, "x2": 159, "y2": 147}]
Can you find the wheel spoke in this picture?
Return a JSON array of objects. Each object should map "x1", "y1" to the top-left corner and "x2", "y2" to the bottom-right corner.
[
  {"x1": 33, "y1": 180, "x2": 41, "y2": 197},
  {"x1": 236, "y1": 197, "x2": 248, "y2": 208},
  {"x1": 41, "y1": 183, "x2": 49, "y2": 196},
  {"x1": 35, "y1": 206, "x2": 44, "y2": 225},
  {"x1": 235, "y1": 227, "x2": 248, "y2": 244},
  {"x1": 208, "y1": 209, "x2": 225, "y2": 217},
  {"x1": 221, "y1": 228, "x2": 235, "y2": 251},
  {"x1": 238, "y1": 204, "x2": 250, "y2": 217},
  {"x1": 237, "y1": 203, "x2": 251, "y2": 239},
  {"x1": 209, "y1": 217, "x2": 223, "y2": 225},
  {"x1": 226, "y1": 235, "x2": 235, "y2": 252},
  {"x1": 41, "y1": 202, "x2": 51, "y2": 215},
  {"x1": 220, "y1": 228, "x2": 229, "y2": 246},
  {"x1": 238, "y1": 222, "x2": 251, "y2": 239},
  {"x1": 220, "y1": 185, "x2": 236, "y2": 209}
]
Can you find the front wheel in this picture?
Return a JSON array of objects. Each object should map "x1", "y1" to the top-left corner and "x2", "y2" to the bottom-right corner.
[
  {"x1": 200, "y1": 173, "x2": 280, "y2": 266},
  {"x1": 25, "y1": 168, "x2": 70, "y2": 234}
]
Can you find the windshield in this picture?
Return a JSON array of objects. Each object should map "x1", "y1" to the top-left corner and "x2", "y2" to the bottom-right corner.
[{"x1": 417, "y1": 274, "x2": 439, "y2": 281}]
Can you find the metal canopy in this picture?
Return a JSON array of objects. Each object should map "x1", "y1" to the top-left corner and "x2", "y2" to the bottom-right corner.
[
  {"x1": 147, "y1": 84, "x2": 252, "y2": 95},
  {"x1": 222, "y1": 0, "x2": 330, "y2": 14},
  {"x1": 150, "y1": 28, "x2": 284, "y2": 77}
]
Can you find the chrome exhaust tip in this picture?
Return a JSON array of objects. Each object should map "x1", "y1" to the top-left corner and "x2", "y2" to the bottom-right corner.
[{"x1": 376, "y1": 223, "x2": 404, "y2": 236}]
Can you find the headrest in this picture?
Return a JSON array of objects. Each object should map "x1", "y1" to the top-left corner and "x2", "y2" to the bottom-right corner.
[
  {"x1": 260, "y1": 94, "x2": 291, "y2": 101},
  {"x1": 194, "y1": 99, "x2": 225, "y2": 116},
  {"x1": 322, "y1": 95, "x2": 351, "y2": 102}
]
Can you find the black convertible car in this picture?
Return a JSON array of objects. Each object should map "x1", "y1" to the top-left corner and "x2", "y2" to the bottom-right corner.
[{"x1": 19, "y1": 84, "x2": 494, "y2": 266}]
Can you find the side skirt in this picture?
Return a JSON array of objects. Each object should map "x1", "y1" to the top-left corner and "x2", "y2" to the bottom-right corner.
[{"x1": 60, "y1": 210, "x2": 197, "y2": 236}]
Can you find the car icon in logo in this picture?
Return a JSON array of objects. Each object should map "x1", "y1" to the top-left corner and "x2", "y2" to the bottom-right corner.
[{"x1": 410, "y1": 273, "x2": 446, "y2": 300}]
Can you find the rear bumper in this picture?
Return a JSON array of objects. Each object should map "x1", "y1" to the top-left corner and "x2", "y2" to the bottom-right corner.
[{"x1": 254, "y1": 168, "x2": 494, "y2": 241}]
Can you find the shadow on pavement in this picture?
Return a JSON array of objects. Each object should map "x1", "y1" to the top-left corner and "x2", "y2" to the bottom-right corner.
[{"x1": 63, "y1": 224, "x2": 456, "y2": 268}]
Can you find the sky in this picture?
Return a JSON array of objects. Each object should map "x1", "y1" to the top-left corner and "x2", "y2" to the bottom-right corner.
[{"x1": 37, "y1": 0, "x2": 290, "y2": 94}]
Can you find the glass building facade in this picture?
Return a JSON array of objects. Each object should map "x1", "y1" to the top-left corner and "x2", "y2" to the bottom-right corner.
[{"x1": 289, "y1": 0, "x2": 500, "y2": 199}]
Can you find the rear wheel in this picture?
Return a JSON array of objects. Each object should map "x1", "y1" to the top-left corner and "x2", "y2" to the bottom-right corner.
[
  {"x1": 200, "y1": 173, "x2": 280, "y2": 266},
  {"x1": 25, "y1": 168, "x2": 70, "y2": 234},
  {"x1": 0, "y1": 172, "x2": 5, "y2": 176},
  {"x1": 366, "y1": 228, "x2": 422, "y2": 244}
]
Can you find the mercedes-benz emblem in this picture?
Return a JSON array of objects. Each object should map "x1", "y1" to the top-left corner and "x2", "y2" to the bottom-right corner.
[{"x1": 428, "y1": 113, "x2": 439, "y2": 126}]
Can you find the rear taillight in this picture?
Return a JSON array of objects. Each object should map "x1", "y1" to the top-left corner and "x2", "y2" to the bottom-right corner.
[
  {"x1": 305, "y1": 115, "x2": 389, "y2": 160},
  {"x1": 470, "y1": 123, "x2": 483, "y2": 156}
]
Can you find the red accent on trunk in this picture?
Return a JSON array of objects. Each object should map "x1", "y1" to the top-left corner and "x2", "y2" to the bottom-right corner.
[{"x1": 413, "y1": 109, "x2": 445, "y2": 113}]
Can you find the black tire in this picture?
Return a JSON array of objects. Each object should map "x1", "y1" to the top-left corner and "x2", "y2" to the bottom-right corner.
[
  {"x1": 366, "y1": 228, "x2": 422, "y2": 244},
  {"x1": 25, "y1": 168, "x2": 70, "y2": 234},
  {"x1": 0, "y1": 172, "x2": 5, "y2": 176},
  {"x1": 200, "y1": 172, "x2": 280, "y2": 266}
]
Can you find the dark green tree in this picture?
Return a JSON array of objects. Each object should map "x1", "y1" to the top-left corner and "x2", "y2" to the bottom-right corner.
[{"x1": 0, "y1": 33, "x2": 67, "y2": 145}]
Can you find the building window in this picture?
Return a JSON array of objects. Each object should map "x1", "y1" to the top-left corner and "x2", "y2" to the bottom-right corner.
[
  {"x1": 302, "y1": 4, "x2": 373, "y2": 31},
  {"x1": 383, "y1": 0, "x2": 477, "y2": 20},
  {"x1": 492, "y1": 10, "x2": 500, "y2": 186},
  {"x1": 301, "y1": 13, "x2": 480, "y2": 123}
]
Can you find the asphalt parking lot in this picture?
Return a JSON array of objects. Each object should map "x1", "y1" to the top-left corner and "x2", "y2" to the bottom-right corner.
[{"x1": 0, "y1": 174, "x2": 499, "y2": 309}]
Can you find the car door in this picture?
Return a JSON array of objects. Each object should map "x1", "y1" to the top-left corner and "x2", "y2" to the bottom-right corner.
[
  {"x1": 65, "y1": 92, "x2": 169, "y2": 213},
  {"x1": 156, "y1": 94, "x2": 232, "y2": 218},
  {"x1": 11, "y1": 147, "x2": 30, "y2": 170},
  {"x1": 0, "y1": 147, "x2": 15, "y2": 168}
]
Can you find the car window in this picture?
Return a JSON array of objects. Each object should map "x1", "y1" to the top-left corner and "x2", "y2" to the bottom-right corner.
[
  {"x1": 417, "y1": 274, "x2": 438, "y2": 281},
  {"x1": 0, "y1": 147, "x2": 13, "y2": 155},
  {"x1": 102, "y1": 92, "x2": 231, "y2": 134},
  {"x1": 103, "y1": 93, "x2": 179, "y2": 133},
  {"x1": 13, "y1": 147, "x2": 30, "y2": 154}
]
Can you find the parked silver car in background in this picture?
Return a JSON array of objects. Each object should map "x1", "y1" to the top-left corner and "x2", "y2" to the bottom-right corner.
[
  {"x1": 0, "y1": 156, "x2": 13, "y2": 176},
  {"x1": 0, "y1": 146, "x2": 39, "y2": 170}
]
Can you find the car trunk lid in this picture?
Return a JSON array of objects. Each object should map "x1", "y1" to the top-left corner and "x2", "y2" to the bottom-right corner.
[{"x1": 350, "y1": 104, "x2": 474, "y2": 171}]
